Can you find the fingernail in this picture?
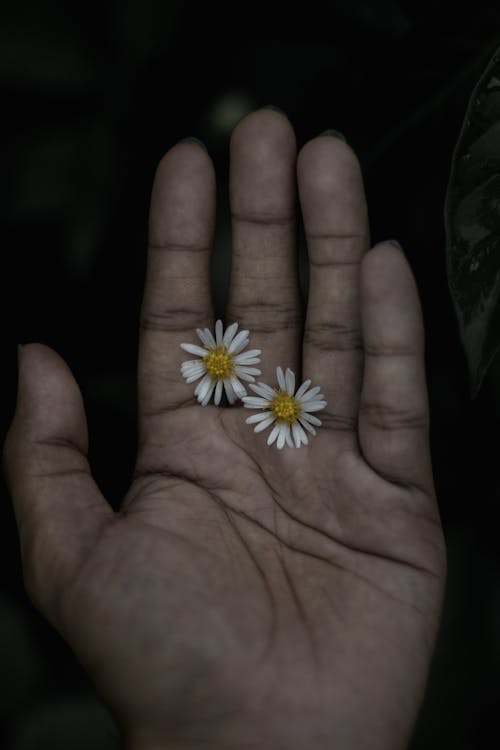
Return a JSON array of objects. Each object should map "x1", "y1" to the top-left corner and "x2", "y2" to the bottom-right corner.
[
  {"x1": 261, "y1": 104, "x2": 287, "y2": 116},
  {"x1": 386, "y1": 239, "x2": 402, "y2": 249},
  {"x1": 318, "y1": 129, "x2": 347, "y2": 142},
  {"x1": 178, "y1": 137, "x2": 207, "y2": 150}
]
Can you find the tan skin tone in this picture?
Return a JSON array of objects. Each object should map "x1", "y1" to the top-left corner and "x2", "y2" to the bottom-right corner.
[{"x1": 3, "y1": 109, "x2": 446, "y2": 749}]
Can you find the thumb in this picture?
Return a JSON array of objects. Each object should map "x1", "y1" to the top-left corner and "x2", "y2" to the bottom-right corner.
[{"x1": 3, "y1": 344, "x2": 113, "y2": 624}]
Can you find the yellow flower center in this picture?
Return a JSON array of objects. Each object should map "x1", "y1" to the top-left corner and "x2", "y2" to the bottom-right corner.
[
  {"x1": 270, "y1": 391, "x2": 302, "y2": 423},
  {"x1": 203, "y1": 346, "x2": 234, "y2": 381}
]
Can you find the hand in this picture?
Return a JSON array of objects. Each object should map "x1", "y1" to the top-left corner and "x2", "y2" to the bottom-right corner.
[{"x1": 3, "y1": 109, "x2": 446, "y2": 750}]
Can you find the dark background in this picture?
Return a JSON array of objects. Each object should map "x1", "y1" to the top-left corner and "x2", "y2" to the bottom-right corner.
[{"x1": 2, "y1": 1, "x2": 500, "y2": 747}]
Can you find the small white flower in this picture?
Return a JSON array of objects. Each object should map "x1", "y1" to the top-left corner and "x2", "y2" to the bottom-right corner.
[
  {"x1": 242, "y1": 366, "x2": 327, "y2": 449},
  {"x1": 180, "y1": 320, "x2": 261, "y2": 406}
]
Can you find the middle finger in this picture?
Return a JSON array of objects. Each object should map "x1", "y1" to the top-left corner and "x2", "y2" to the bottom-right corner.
[{"x1": 226, "y1": 108, "x2": 302, "y2": 384}]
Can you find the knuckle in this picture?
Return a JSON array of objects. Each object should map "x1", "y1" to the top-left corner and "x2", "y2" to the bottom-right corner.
[
  {"x1": 231, "y1": 211, "x2": 295, "y2": 228},
  {"x1": 304, "y1": 322, "x2": 362, "y2": 353},
  {"x1": 227, "y1": 300, "x2": 302, "y2": 334},
  {"x1": 139, "y1": 307, "x2": 209, "y2": 334},
  {"x1": 148, "y1": 240, "x2": 211, "y2": 254},
  {"x1": 309, "y1": 256, "x2": 361, "y2": 268},
  {"x1": 364, "y1": 342, "x2": 416, "y2": 358},
  {"x1": 320, "y1": 410, "x2": 357, "y2": 432},
  {"x1": 359, "y1": 400, "x2": 428, "y2": 431}
]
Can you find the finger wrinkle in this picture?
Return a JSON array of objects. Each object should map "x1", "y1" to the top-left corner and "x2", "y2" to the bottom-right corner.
[
  {"x1": 33, "y1": 435, "x2": 86, "y2": 455},
  {"x1": 319, "y1": 411, "x2": 357, "y2": 432},
  {"x1": 227, "y1": 302, "x2": 302, "y2": 327},
  {"x1": 231, "y1": 211, "x2": 295, "y2": 227},
  {"x1": 306, "y1": 231, "x2": 366, "y2": 241},
  {"x1": 303, "y1": 325, "x2": 362, "y2": 353},
  {"x1": 363, "y1": 343, "x2": 419, "y2": 358},
  {"x1": 139, "y1": 309, "x2": 210, "y2": 334},
  {"x1": 148, "y1": 242, "x2": 212, "y2": 254},
  {"x1": 309, "y1": 257, "x2": 361, "y2": 268},
  {"x1": 359, "y1": 401, "x2": 429, "y2": 431}
]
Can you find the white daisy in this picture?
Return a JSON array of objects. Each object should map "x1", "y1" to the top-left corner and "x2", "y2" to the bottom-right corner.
[
  {"x1": 180, "y1": 320, "x2": 261, "y2": 406},
  {"x1": 242, "y1": 366, "x2": 327, "y2": 449}
]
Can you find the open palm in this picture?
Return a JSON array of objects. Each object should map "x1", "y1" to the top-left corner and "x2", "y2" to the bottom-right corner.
[{"x1": 4, "y1": 109, "x2": 446, "y2": 750}]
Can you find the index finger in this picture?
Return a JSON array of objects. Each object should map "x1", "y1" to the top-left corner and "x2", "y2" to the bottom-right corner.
[{"x1": 137, "y1": 140, "x2": 216, "y2": 434}]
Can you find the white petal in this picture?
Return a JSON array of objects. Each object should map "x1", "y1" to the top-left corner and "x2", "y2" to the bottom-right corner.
[
  {"x1": 285, "y1": 368, "x2": 295, "y2": 396},
  {"x1": 300, "y1": 412, "x2": 321, "y2": 427},
  {"x1": 254, "y1": 415, "x2": 276, "y2": 432},
  {"x1": 293, "y1": 422, "x2": 308, "y2": 446},
  {"x1": 181, "y1": 358, "x2": 201, "y2": 370},
  {"x1": 232, "y1": 338, "x2": 252, "y2": 355},
  {"x1": 241, "y1": 396, "x2": 270, "y2": 408},
  {"x1": 185, "y1": 372, "x2": 205, "y2": 384},
  {"x1": 295, "y1": 379, "x2": 312, "y2": 399},
  {"x1": 234, "y1": 370, "x2": 259, "y2": 383},
  {"x1": 201, "y1": 381, "x2": 215, "y2": 406},
  {"x1": 292, "y1": 422, "x2": 301, "y2": 448},
  {"x1": 196, "y1": 328, "x2": 215, "y2": 348},
  {"x1": 235, "y1": 349, "x2": 261, "y2": 362},
  {"x1": 181, "y1": 361, "x2": 206, "y2": 375},
  {"x1": 246, "y1": 412, "x2": 272, "y2": 424},
  {"x1": 224, "y1": 379, "x2": 236, "y2": 404},
  {"x1": 298, "y1": 417, "x2": 316, "y2": 435},
  {"x1": 267, "y1": 423, "x2": 280, "y2": 446},
  {"x1": 285, "y1": 430, "x2": 294, "y2": 448},
  {"x1": 297, "y1": 423, "x2": 309, "y2": 445},
  {"x1": 303, "y1": 401, "x2": 327, "y2": 412},
  {"x1": 223, "y1": 321, "x2": 238, "y2": 346},
  {"x1": 194, "y1": 373, "x2": 211, "y2": 396},
  {"x1": 197, "y1": 375, "x2": 213, "y2": 401},
  {"x1": 249, "y1": 382, "x2": 276, "y2": 399},
  {"x1": 228, "y1": 330, "x2": 249, "y2": 353},
  {"x1": 180, "y1": 343, "x2": 208, "y2": 357},
  {"x1": 182, "y1": 366, "x2": 204, "y2": 379},
  {"x1": 181, "y1": 365, "x2": 202, "y2": 376},
  {"x1": 214, "y1": 380, "x2": 223, "y2": 405},
  {"x1": 215, "y1": 319, "x2": 223, "y2": 345},
  {"x1": 230, "y1": 376, "x2": 247, "y2": 399},
  {"x1": 204, "y1": 328, "x2": 217, "y2": 348},
  {"x1": 234, "y1": 357, "x2": 260, "y2": 365},
  {"x1": 234, "y1": 366, "x2": 261, "y2": 376},
  {"x1": 277, "y1": 423, "x2": 288, "y2": 450},
  {"x1": 299, "y1": 386, "x2": 321, "y2": 402},
  {"x1": 276, "y1": 366, "x2": 286, "y2": 391}
]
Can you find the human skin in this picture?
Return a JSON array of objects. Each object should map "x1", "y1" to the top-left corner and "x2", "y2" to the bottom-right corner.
[{"x1": 3, "y1": 108, "x2": 446, "y2": 749}]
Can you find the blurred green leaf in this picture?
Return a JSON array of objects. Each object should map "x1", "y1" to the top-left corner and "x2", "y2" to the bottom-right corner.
[
  {"x1": 334, "y1": 0, "x2": 412, "y2": 34},
  {"x1": 207, "y1": 92, "x2": 256, "y2": 137},
  {"x1": 444, "y1": 44, "x2": 500, "y2": 398},
  {"x1": 65, "y1": 120, "x2": 117, "y2": 279},
  {"x1": 0, "y1": 16, "x2": 96, "y2": 93},
  {"x1": 10, "y1": 132, "x2": 80, "y2": 217},
  {"x1": 8, "y1": 694, "x2": 119, "y2": 750},
  {"x1": 10, "y1": 119, "x2": 117, "y2": 280},
  {"x1": 116, "y1": 0, "x2": 181, "y2": 64}
]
